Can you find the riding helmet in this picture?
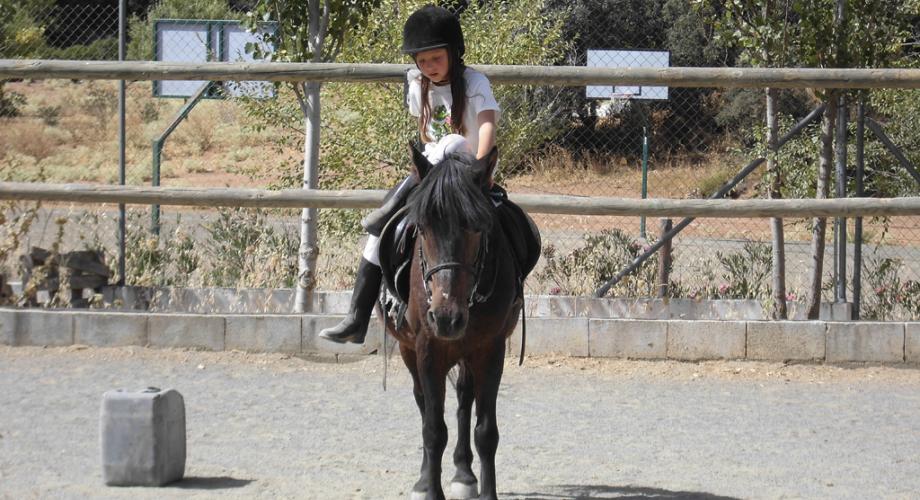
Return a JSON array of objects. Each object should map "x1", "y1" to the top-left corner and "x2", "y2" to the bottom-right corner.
[{"x1": 401, "y1": 5, "x2": 465, "y2": 59}]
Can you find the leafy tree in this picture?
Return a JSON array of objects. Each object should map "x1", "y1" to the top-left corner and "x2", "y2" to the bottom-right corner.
[
  {"x1": 242, "y1": 0, "x2": 381, "y2": 311},
  {"x1": 699, "y1": 0, "x2": 919, "y2": 319},
  {"x1": 694, "y1": 0, "x2": 805, "y2": 318}
]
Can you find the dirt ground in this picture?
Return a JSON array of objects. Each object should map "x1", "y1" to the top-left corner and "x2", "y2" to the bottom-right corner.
[{"x1": 2, "y1": 345, "x2": 920, "y2": 499}]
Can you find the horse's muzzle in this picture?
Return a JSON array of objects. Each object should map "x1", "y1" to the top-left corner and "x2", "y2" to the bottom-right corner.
[{"x1": 427, "y1": 307, "x2": 468, "y2": 340}]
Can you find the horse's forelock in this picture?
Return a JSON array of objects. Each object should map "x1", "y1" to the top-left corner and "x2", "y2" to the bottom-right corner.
[{"x1": 406, "y1": 153, "x2": 493, "y2": 236}]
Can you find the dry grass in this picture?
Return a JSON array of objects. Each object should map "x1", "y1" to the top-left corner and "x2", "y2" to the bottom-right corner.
[
  {"x1": 508, "y1": 144, "x2": 750, "y2": 200},
  {"x1": 0, "y1": 80, "x2": 283, "y2": 187},
  {"x1": 0, "y1": 120, "x2": 62, "y2": 164}
]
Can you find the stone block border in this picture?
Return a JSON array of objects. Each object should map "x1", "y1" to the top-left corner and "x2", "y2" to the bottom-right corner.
[
  {"x1": 98, "y1": 287, "x2": 857, "y2": 321},
  {"x1": 1, "y1": 308, "x2": 917, "y2": 364}
]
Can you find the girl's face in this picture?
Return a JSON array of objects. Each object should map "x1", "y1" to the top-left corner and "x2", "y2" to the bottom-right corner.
[{"x1": 413, "y1": 48, "x2": 450, "y2": 84}]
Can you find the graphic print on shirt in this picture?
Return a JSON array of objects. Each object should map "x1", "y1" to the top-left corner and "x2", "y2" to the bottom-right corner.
[{"x1": 430, "y1": 105, "x2": 451, "y2": 141}]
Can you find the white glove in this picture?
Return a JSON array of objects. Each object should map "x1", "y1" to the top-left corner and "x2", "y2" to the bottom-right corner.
[{"x1": 422, "y1": 134, "x2": 470, "y2": 165}]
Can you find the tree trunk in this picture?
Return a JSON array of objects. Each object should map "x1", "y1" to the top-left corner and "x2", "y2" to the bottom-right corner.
[
  {"x1": 806, "y1": 95, "x2": 837, "y2": 319},
  {"x1": 293, "y1": 82, "x2": 322, "y2": 313},
  {"x1": 293, "y1": 0, "x2": 325, "y2": 313},
  {"x1": 766, "y1": 87, "x2": 787, "y2": 319}
]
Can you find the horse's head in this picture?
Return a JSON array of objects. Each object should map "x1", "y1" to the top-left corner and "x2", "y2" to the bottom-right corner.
[{"x1": 405, "y1": 143, "x2": 498, "y2": 341}]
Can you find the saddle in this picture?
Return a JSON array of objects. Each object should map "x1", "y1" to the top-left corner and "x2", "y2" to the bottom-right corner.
[{"x1": 377, "y1": 187, "x2": 541, "y2": 307}]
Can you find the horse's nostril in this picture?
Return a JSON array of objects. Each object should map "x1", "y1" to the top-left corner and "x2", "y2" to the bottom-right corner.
[
  {"x1": 451, "y1": 312, "x2": 466, "y2": 331},
  {"x1": 427, "y1": 310, "x2": 436, "y2": 326}
]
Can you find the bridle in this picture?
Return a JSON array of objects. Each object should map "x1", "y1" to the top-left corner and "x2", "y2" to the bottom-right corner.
[{"x1": 417, "y1": 229, "x2": 491, "y2": 307}]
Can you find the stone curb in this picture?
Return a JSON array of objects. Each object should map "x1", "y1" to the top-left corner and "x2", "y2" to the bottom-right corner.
[
  {"x1": 100, "y1": 287, "x2": 857, "y2": 321},
  {"x1": 1, "y1": 308, "x2": 918, "y2": 364}
]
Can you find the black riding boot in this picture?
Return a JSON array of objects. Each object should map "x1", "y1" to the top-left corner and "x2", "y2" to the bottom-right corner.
[
  {"x1": 318, "y1": 258, "x2": 383, "y2": 344},
  {"x1": 361, "y1": 174, "x2": 419, "y2": 236}
]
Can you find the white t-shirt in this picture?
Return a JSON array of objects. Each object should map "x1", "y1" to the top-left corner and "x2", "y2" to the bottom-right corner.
[{"x1": 406, "y1": 67, "x2": 501, "y2": 155}]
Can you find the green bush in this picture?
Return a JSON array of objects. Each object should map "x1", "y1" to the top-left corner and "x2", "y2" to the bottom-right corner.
[
  {"x1": 536, "y1": 229, "x2": 669, "y2": 297},
  {"x1": 867, "y1": 87, "x2": 920, "y2": 197},
  {"x1": 713, "y1": 241, "x2": 772, "y2": 300},
  {"x1": 36, "y1": 104, "x2": 60, "y2": 126},
  {"x1": 46, "y1": 37, "x2": 119, "y2": 61},
  {"x1": 124, "y1": 209, "x2": 298, "y2": 288},
  {"x1": 79, "y1": 82, "x2": 118, "y2": 131},
  {"x1": 201, "y1": 208, "x2": 298, "y2": 288},
  {"x1": 0, "y1": 0, "x2": 54, "y2": 58},
  {"x1": 0, "y1": 83, "x2": 25, "y2": 117}
]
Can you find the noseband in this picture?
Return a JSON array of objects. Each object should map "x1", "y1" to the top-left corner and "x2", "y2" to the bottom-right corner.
[{"x1": 418, "y1": 231, "x2": 490, "y2": 307}]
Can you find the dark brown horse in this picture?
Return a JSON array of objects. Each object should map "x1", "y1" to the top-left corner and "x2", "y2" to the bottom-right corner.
[{"x1": 383, "y1": 145, "x2": 522, "y2": 500}]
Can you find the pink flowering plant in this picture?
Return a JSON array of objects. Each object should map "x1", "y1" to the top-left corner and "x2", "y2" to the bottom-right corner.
[
  {"x1": 686, "y1": 241, "x2": 772, "y2": 301},
  {"x1": 536, "y1": 229, "x2": 683, "y2": 297},
  {"x1": 861, "y1": 253, "x2": 920, "y2": 320}
]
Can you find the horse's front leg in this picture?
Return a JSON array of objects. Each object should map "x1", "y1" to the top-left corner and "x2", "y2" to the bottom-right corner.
[
  {"x1": 415, "y1": 343, "x2": 448, "y2": 500},
  {"x1": 450, "y1": 362, "x2": 478, "y2": 499},
  {"x1": 400, "y1": 345, "x2": 433, "y2": 496},
  {"x1": 473, "y1": 338, "x2": 506, "y2": 500}
]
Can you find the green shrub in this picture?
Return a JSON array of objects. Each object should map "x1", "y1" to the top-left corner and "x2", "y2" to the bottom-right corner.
[
  {"x1": 47, "y1": 37, "x2": 118, "y2": 61},
  {"x1": 714, "y1": 241, "x2": 772, "y2": 300},
  {"x1": 139, "y1": 99, "x2": 161, "y2": 123},
  {"x1": 37, "y1": 104, "x2": 60, "y2": 126},
  {"x1": 201, "y1": 208, "x2": 299, "y2": 288},
  {"x1": 79, "y1": 82, "x2": 118, "y2": 131},
  {"x1": 536, "y1": 229, "x2": 669, "y2": 297},
  {"x1": 0, "y1": 83, "x2": 25, "y2": 117},
  {"x1": 0, "y1": 1, "x2": 53, "y2": 58}
]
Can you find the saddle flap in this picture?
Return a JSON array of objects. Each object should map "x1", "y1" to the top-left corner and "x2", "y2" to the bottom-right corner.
[
  {"x1": 377, "y1": 206, "x2": 415, "y2": 304},
  {"x1": 495, "y1": 198, "x2": 542, "y2": 280}
]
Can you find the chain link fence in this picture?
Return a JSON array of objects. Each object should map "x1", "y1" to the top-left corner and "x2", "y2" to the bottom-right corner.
[{"x1": 1, "y1": 1, "x2": 919, "y2": 320}]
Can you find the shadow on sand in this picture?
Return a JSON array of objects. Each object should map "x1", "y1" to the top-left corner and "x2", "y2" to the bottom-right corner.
[
  {"x1": 171, "y1": 476, "x2": 254, "y2": 490},
  {"x1": 502, "y1": 484, "x2": 741, "y2": 500}
]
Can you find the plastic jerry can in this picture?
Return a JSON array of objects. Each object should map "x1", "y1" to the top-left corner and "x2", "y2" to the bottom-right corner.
[{"x1": 100, "y1": 387, "x2": 186, "y2": 486}]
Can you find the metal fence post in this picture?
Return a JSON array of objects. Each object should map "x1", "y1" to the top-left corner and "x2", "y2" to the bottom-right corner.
[
  {"x1": 853, "y1": 99, "x2": 865, "y2": 319},
  {"x1": 657, "y1": 218, "x2": 673, "y2": 298},
  {"x1": 835, "y1": 93, "x2": 848, "y2": 303},
  {"x1": 117, "y1": 0, "x2": 126, "y2": 285}
]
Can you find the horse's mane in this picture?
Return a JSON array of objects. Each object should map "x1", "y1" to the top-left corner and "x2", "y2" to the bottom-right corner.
[{"x1": 405, "y1": 152, "x2": 494, "y2": 235}]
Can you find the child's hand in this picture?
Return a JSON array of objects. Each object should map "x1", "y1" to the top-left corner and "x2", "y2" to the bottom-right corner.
[{"x1": 422, "y1": 134, "x2": 470, "y2": 165}]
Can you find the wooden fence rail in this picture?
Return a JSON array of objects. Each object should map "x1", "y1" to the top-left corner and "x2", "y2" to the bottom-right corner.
[
  {"x1": 3, "y1": 60, "x2": 920, "y2": 88},
  {"x1": 2, "y1": 182, "x2": 920, "y2": 218}
]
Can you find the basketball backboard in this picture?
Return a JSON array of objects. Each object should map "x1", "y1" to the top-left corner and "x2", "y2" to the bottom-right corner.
[
  {"x1": 153, "y1": 19, "x2": 276, "y2": 98},
  {"x1": 586, "y1": 49, "x2": 669, "y2": 101}
]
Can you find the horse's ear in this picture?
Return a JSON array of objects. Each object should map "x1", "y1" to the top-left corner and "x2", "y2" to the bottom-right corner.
[
  {"x1": 473, "y1": 146, "x2": 498, "y2": 188},
  {"x1": 409, "y1": 142, "x2": 432, "y2": 180}
]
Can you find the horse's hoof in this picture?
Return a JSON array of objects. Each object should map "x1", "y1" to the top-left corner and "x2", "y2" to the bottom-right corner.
[
  {"x1": 449, "y1": 481, "x2": 479, "y2": 499},
  {"x1": 408, "y1": 490, "x2": 428, "y2": 500}
]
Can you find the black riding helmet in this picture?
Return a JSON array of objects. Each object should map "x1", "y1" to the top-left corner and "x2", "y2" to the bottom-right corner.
[{"x1": 401, "y1": 5, "x2": 465, "y2": 60}]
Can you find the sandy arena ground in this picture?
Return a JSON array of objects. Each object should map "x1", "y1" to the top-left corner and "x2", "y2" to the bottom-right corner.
[{"x1": 2, "y1": 345, "x2": 920, "y2": 499}]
